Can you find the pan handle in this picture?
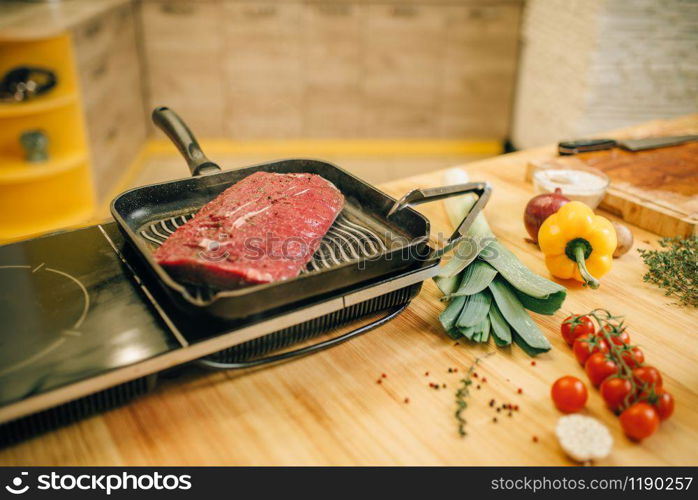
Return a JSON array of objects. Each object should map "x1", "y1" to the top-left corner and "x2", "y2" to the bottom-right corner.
[
  {"x1": 195, "y1": 303, "x2": 408, "y2": 370},
  {"x1": 152, "y1": 106, "x2": 222, "y2": 176},
  {"x1": 387, "y1": 182, "x2": 492, "y2": 258}
]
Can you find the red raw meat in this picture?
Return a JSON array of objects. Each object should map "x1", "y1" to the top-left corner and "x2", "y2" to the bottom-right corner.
[{"x1": 154, "y1": 172, "x2": 345, "y2": 287}]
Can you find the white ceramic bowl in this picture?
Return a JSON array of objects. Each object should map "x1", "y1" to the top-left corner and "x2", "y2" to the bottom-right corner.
[{"x1": 533, "y1": 163, "x2": 609, "y2": 209}]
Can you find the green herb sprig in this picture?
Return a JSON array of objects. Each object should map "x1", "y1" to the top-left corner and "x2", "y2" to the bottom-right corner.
[
  {"x1": 455, "y1": 351, "x2": 494, "y2": 437},
  {"x1": 638, "y1": 236, "x2": 697, "y2": 308}
]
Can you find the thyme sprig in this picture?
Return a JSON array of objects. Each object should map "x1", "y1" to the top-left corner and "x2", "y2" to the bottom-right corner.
[
  {"x1": 455, "y1": 351, "x2": 494, "y2": 437},
  {"x1": 638, "y1": 236, "x2": 698, "y2": 308}
]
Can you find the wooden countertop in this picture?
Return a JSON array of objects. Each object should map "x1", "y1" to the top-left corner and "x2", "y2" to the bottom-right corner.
[
  {"x1": 0, "y1": 0, "x2": 128, "y2": 41},
  {"x1": 1, "y1": 115, "x2": 697, "y2": 466}
]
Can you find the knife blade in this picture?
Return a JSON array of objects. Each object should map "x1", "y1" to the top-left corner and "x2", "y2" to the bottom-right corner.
[{"x1": 558, "y1": 135, "x2": 698, "y2": 155}]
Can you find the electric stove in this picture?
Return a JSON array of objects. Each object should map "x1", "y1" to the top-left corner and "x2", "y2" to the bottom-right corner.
[{"x1": 0, "y1": 222, "x2": 437, "y2": 445}]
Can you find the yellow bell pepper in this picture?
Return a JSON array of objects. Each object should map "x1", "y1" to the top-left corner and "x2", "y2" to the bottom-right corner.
[{"x1": 538, "y1": 201, "x2": 616, "y2": 289}]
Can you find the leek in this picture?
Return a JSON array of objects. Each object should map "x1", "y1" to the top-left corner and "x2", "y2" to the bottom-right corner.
[
  {"x1": 488, "y1": 301, "x2": 512, "y2": 346},
  {"x1": 434, "y1": 274, "x2": 461, "y2": 296},
  {"x1": 439, "y1": 295, "x2": 466, "y2": 332},
  {"x1": 481, "y1": 240, "x2": 566, "y2": 305},
  {"x1": 477, "y1": 317, "x2": 491, "y2": 343},
  {"x1": 434, "y1": 170, "x2": 565, "y2": 356},
  {"x1": 445, "y1": 260, "x2": 497, "y2": 299},
  {"x1": 456, "y1": 290, "x2": 492, "y2": 328},
  {"x1": 488, "y1": 277, "x2": 551, "y2": 351}
]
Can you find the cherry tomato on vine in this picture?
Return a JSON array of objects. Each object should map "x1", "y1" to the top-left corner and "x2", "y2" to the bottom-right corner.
[
  {"x1": 602, "y1": 324, "x2": 630, "y2": 346},
  {"x1": 551, "y1": 376, "x2": 588, "y2": 413},
  {"x1": 620, "y1": 402, "x2": 660, "y2": 441},
  {"x1": 561, "y1": 315, "x2": 595, "y2": 346},
  {"x1": 573, "y1": 334, "x2": 609, "y2": 366},
  {"x1": 653, "y1": 391, "x2": 675, "y2": 421},
  {"x1": 620, "y1": 346, "x2": 645, "y2": 368},
  {"x1": 633, "y1": 365, "x2": 663, "y2": 391},
  {"x1": 585, "y1": 352, "x2": 619, "y2": 387},
  {"x1": 600, "y1": 376, "x2": 633, "y2": 412}
]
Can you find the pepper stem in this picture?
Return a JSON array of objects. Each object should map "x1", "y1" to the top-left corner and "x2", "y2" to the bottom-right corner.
[{"x1": 572, "y1": 243, "x2": 600, "y2": 289}]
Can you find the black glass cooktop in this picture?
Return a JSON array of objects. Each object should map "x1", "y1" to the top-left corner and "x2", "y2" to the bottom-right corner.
[
  {"x1": 0, "y1": 224, "x2": 182, "y2": 407},
  {"x1": 0, "y1": 221, "x2": 426, "y2": 415}
]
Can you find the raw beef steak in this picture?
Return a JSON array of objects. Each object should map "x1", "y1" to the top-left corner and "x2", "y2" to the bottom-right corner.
[{"x1": 154, "y1": 172, "x2": 345, "y2": 287}]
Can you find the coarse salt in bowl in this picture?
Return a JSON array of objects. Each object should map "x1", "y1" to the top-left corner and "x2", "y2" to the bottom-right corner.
[{"x1": 533, "y1": 163, "x2": 609, "y2": 209}]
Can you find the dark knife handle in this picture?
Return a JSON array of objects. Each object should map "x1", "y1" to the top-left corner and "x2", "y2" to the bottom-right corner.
[
  {"x1": 152, "y1": 106, "x2": 221, "y2": 176},
  {"x1": 558, "y1": 139, "x2": 617, "y2": 155}
]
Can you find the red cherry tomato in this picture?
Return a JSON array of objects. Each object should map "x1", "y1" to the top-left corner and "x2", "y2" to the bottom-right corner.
[
  {"x1": 633, "y1": 365, "x2": 663, "y2": 391},
  {"x1": 602, "y1": 324, "x2": 630, "y2": 346},
  {"x1": 620, "y1": 402, "x2": 660, "y2": 441},
  {"x1": 573, "y1": 334, "x2": 609, "y2": 366},
  {"x1": 600, "y1": 376, "x2": 633, "y2": 412},
  {"x1": 620, "y1": 346, "x2": 645, "y2": 368},
  {"x1": 653, "y1": 391, "x2": 674, "y2": 421},
  {"x1": 561, "y1": 315, "x2": 595, "y2": 346},
  {"x1": 551, "y1": 376, "x2": 588, "y2": 413},
  {"x1": 585, "y1": 352, "x2": 619, "y2": 387}
]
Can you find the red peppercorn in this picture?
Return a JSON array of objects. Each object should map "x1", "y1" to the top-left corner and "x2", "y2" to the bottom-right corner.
[
  {"x1": 473, "y1": 372, "x2": 478, "y2": 378},
  {"x1": 517, "y1": 388, "x2": 523, "y2": 394},
  {"x1": 425, "y1": 371, "x2": 429, "y2": 376},
  {"x1": 404, "y1": 397, "x2": 410, "y2": 404},
  {"x1": 382, "y1": 373, "x2": 387, "y2": 378},
  {"x1": 376, "y1": 379, "x2": 382, "y2": 384},
  {"x1": 531, "y1": 361, "x2": 536, "y2": 366},
  {"x1": 514, "y1": 405, "x2": 519, "y2": 411},
  {"x1": 482, "y1": 377, "x2": 487, "y2": 383},
  {"x1": 532, "y1": 436, "x2": 539, "y2": 443}
]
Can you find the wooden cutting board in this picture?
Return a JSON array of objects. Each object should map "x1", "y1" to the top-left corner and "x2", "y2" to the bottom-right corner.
[{"x1": 526, "y1": 142, "x2": 698, "y2": 237}]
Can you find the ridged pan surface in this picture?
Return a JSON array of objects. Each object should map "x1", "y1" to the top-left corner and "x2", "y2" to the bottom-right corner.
[{"x1": 111, "y1": 159, "x2": 431, "y2": 320}]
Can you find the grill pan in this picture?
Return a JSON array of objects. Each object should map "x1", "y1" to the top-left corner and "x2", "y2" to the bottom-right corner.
[{"x1": 111, "y1": 107, "x2": 491, "y2": 321}]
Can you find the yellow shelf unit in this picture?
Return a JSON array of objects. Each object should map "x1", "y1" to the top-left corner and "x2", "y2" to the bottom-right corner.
[
  {"x1": 0, "y1": 151, "x2": 87, "y2": 183},
  {"x1": 0, "y1": 33, "x2": 95, "y2": 243},
  {"x1": 0, "y1": 164, "x2": 94, "y2": 242}
]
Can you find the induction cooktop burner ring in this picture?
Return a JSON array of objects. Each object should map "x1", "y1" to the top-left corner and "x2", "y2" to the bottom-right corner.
[{"x1": 0, "y1": 263, "x2": 90, "y2": 378}]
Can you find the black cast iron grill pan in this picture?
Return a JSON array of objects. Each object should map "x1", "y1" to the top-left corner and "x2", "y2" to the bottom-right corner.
[{"x1": 111, "y1": 108, "x2": 490, "y2": 321}]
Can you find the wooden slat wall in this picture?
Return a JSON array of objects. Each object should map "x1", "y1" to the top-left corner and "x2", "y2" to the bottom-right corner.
[
  {"x1": 139, "y1": 0, "x2": 523, "y2": 140},
  {"x1": 73, "y1": 1, "x2": 148, "y2": 201}
]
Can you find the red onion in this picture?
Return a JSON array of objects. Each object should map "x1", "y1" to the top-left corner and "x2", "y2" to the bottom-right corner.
[{"x1": 524, "y1": 188, "x2": 570, "y2": 243}]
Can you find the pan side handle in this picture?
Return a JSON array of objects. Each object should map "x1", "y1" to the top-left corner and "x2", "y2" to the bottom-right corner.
[
  {"x1": 388, "y1": 182, "x2": 492, "y2": 258},
  {"x1": 152, "y1": 107, "x2": 222, "y2": 176}
]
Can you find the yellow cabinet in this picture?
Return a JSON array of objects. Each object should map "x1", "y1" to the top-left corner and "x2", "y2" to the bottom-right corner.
[{"x1": 0, "y1": 33, "x2": 95, "y2": 243}]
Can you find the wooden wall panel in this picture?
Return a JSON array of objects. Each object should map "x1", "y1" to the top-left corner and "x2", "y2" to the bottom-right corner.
[
  {"x1": 303, "y1": 2, "x2": 365, "y2": 137},
  {"x1": 362, "y1": 4, "x2": 442, "y2": 138},
  {"x1": 73, "y1": 2, "x2": 147, "y2": 201},
  {"x1": 141, "y1": 0, "x2": 226, "y2": 137},
  {"x1": 137, "y1": 0, "x2": 522, "y2": 140},
  {"x1": 222, "y1": 1, "x2": 303, "y2": 137},
  {"x1": 438, "y1": 3, "x2": 522, "y2": 138}
]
